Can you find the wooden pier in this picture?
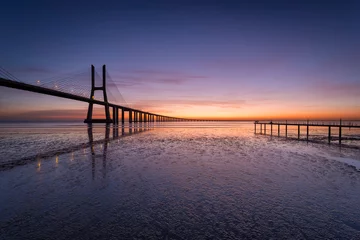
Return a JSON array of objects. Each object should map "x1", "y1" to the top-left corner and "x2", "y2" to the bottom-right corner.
[{"x1": 254, "y1": 120, "x2": 360, "y2": 145}]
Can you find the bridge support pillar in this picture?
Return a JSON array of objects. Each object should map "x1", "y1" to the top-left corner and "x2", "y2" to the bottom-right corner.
[
  {"x1": 121, "y1": 109, "x2": 124, "y2": 125},
  {"x1": 116, "y1": 108, "x2": 119, "y2": 125},
  {"x1": 129, "y1": 110, "x2": 133, "y2": 123},
  {"x1": 84, "y1": 65, "x2": 112, "y2": 124},
  {"x1": 113, "y1": 107, "x2": 116, "y2": 124}
]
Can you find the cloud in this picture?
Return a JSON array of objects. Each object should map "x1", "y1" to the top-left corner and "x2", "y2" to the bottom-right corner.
[
  {"x1": 14, "y1": 66, "x2": 54, "y2": 74},
  {"x1": 108, "y1": 69, "x2": 209, "y2": 87},
  {"x1": 131, "y1": 99, "x2": 247, "y2": 110},
  {"x1": 307, "y1": 80, "x2": 360, "y2": 98},
  {"x1": 0, "y1": 109, "x2": 85, "y2": 121}
]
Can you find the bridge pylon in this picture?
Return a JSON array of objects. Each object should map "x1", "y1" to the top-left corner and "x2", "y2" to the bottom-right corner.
[{"x1": 84, "y1": 65, "x2": 112, "y2": 124}]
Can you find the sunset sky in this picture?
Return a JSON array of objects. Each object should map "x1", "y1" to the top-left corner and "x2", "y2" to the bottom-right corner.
[{"x1": 1, "y1": 0, "x2": 360, "y2": 121}]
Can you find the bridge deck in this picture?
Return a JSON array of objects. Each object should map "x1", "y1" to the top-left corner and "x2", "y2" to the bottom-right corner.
[{"x1": 0, "y1": 77, "x2": 167, "y2": 118}]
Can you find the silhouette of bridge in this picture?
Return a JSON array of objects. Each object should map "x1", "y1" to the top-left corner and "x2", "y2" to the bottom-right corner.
[{"x1": 0, "y1": 65, "x2": 204, "y2": 124}]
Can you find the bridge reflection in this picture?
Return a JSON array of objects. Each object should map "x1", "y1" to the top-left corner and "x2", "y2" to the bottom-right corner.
[
  {"x1": 88, "y1": 123, "x2": 153, "y2": 179},
  {"x1": 0, "y1": 124, "x2": 153, "y2": 171}
]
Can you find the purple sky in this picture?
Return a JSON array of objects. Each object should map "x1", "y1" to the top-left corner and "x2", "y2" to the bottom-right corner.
[{"x1": 1, "y1": 0, "x2": 360, "y2": 120}]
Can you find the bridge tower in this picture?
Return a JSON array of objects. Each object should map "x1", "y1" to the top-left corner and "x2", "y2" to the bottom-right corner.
[{"x1": 84, "y1": 65, "x2": 112, "y2": 123}]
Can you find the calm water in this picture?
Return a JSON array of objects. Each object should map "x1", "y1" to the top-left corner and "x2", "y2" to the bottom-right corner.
[{"x1": 0, "y1": 122, "x2": 360, "y2": 239}]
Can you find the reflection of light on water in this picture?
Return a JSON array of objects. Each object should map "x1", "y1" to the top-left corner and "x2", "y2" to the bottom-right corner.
[
  {"x1": 100, "y1": 144, "x2": 103, "y2": 149},
  {"x1": 71, "y1": 152, "x2": 74, "y2": 161},
  {"x1": 55, "y1": 155, "x2": 59, "y2": 166},
  {"x1": 37, "y1": 157, "x2": 41, "y2": 171}
]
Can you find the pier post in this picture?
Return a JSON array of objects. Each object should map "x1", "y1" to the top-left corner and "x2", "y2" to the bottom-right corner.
[
  {"x1": 264, "y1": 124, "x2": 266, "y2": 135},
  {"x1": 328, "y1": 126, "x2": 331, "y2": 144},
  {"x1": 306, "y1": 120, "x2": 309, "y2": 141},
  {"x1": 260, "y1": 124, "x2": 262, "y2": 134},
  {"x1": 278, "y1": 124, "x2": 280, "y2": 136},
  {"x1": 339, "y1": 119, "x2": 342, "y2": 145},
  {"x1": 270, "y1": 122, "x2": 273, "y2": 136},
  {"x1": 254, "y1": 122, "x2": 256, "y2": 134},
  {"x1": 285, "y1": 120, "x2": 288, "y2": 138},
  {"x1": 298, "y1": 125, "x2": 300, "y2": 139},
  {"x1": 112, "y1": 107, "x2": 116, "y2": 124}
]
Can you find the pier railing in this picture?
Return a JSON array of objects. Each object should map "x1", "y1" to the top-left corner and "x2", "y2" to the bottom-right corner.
[{"x1": 254, "y1": 120, "x2": 360, "y2": 145}]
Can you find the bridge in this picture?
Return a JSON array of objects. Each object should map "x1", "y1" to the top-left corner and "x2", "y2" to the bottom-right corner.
[{"x1": 0, "y1": 65, "x2": 204, "y2": 124}]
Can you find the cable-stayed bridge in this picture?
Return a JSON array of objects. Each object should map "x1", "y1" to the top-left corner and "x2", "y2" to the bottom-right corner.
[{"x1": 0, "y1": 65, "x2": 203, "y2": 123}]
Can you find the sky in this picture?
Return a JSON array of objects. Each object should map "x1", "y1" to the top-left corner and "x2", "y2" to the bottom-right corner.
[{"x1": 1, "y1": 0, "x2": 360, "y2": 121}]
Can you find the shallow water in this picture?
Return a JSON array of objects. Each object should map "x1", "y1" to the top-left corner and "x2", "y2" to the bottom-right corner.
[{"x1": 0, "y1": 122, "x2": 360, "y2": 239}]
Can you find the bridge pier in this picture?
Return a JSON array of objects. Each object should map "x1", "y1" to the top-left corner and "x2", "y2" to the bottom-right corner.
[
  {"x1": 121, "y1": 109, "x2": 124, "y2": 125},
  {"x1": 116, "y1": 108, "x2": 119, "y2": 125},
  {"x1": 129, "y1": 110, "x2": 132, "y2": 123},
  {"x1": 84, "y1": 65, "x2": 112, "y2": 124},
  {"x1": 112, "y1": 107, "x2": 116, "y2": 124}
]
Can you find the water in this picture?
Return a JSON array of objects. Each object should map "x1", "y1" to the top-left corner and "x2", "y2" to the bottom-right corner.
[{"x1": 0, "y1": 122, "x2": 360, "y2": 239}]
